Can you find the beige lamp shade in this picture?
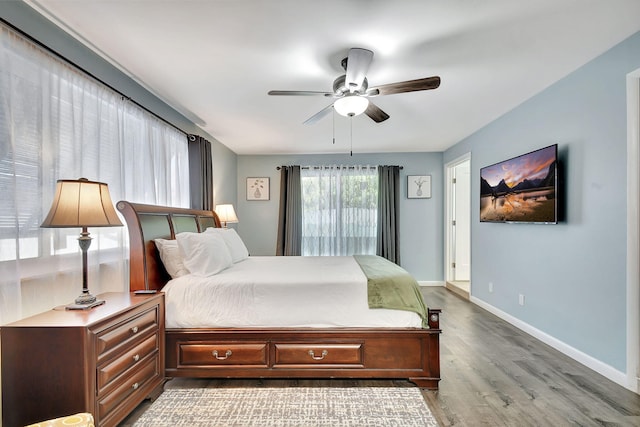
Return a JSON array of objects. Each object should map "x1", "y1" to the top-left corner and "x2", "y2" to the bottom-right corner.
[
  {"x1": 41, "y1": 178, "x2": 123, "y2": 228},
  {"x1": 214, "y1": 204, "x2": 239, "y2": 227}
]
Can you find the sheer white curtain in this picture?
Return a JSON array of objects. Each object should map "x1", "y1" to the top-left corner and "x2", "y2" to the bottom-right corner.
[
  {"x1": 0, "y1": 24, "x2": 189, "y2": 323},
  {"x1": 301, "y1": 165, "x2": 378, "y2": 256}
]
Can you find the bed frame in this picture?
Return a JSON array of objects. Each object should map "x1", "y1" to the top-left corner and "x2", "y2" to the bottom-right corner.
[{"x1": 117, "y1": 201, "x2": 441, "y2": 389}]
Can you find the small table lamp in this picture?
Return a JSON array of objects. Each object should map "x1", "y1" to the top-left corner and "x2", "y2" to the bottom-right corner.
[
  {"x1": 214, "y1": 204, "x2": 238, "y2": 228},
  {"x1": 41, "y1": 178, "x2": 123, "y2": 310}
]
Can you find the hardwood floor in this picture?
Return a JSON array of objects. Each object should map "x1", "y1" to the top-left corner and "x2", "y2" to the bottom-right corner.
[
  {"x1": 422, "y1": 287, "x2": 640, "y2": 426},
  {"x1": 120, "y1": 287, "x2": 640, "y2": 426}
]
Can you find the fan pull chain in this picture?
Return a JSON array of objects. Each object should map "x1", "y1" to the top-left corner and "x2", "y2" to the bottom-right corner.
[
  {"x1": 349, "y1": 114, "x2": 353, "y2": 156},
  {"x1": 332, "y1": 106, "x2": 335, "y2": 144}
]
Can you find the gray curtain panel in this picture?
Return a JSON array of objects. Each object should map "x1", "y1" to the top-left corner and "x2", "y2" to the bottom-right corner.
[
  {"x1": 276, "y1": 165, "x2": 302, "y2": 256},
  {"x1": 377, "y1": 165, "x2": 401, "y2": 264},
  {"x1": 188, "y1": 134, "x2": 213, "y2": 211}
]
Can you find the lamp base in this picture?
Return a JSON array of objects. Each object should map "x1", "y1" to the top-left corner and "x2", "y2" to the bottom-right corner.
[
  {"x1": 75, "y1": 291, "x2": 97, "y2": 305},
  {"x1": 65, "y1": 299, "x2": 105, "y2": 311}
]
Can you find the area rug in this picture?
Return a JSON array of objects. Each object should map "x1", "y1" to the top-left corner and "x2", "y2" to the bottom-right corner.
[{"x1": 132, "y1": 387, "x2": 438, "y2": 426}]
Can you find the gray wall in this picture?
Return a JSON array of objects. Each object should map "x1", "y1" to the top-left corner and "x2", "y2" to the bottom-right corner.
[
  {"x1": 444, "y1": 31, "x2": 640, "y2": 372},
  {"x1": 236, "y1": 152, "x2": 444, "y2": 282},
  {"x1": 212, "y1": 142, "x2": 238, "y2": 208}
]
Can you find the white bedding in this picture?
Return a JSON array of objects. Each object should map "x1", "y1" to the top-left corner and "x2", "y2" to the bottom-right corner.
[{"x1": 162, "y1": 256, "x2": 423, "y2": 329}]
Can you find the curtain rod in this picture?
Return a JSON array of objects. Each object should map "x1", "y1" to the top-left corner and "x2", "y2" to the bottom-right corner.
[
  {"x1": 277, "y1": 165, "x2": 403, "y2": 170},
  {"x1": 0, "y1": 18, "x2": 186, "y2": 136}
]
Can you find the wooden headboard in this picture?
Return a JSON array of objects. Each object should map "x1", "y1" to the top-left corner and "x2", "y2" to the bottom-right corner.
[{"x1": 116, "y1": 201, "x2": 221, "y2": 291}]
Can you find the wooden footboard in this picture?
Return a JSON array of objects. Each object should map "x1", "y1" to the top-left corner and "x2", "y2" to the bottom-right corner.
[{"x1": 164, "y1": 310, "x2": 441, "y2": 389}]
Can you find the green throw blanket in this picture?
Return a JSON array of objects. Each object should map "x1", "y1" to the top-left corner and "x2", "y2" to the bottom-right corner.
[{"x1": 353, "y1": 255, "x2": 429, "y2": 328}]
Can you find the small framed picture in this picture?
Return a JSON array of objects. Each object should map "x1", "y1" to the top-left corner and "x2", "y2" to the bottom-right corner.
[
  {"x1": 407, "y1": 175, "x2": 431, "y2": 199},
  {"x1": 247, "y1": 177, "x2": 269, "y2": 201}
]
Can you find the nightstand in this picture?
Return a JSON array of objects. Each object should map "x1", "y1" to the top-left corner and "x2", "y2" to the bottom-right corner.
[{"x1": 1, "y1": 292, "x2": 165, "y2": 427}]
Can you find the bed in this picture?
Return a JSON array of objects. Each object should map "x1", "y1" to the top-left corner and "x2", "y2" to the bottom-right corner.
[{"x1": 117, "y1": 201, "x2": 441, "y2": 389}]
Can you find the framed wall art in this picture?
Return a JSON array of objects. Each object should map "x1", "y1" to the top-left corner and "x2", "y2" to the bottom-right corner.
[
  {"x1": 407, "y1": 175, "x2": 431, "y2": 199},
  {"x1": 247, "y1": 177, "x2": 269, "y2": 201}
]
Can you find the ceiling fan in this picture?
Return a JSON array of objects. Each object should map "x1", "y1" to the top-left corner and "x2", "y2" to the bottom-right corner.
[{"x1": 268, "y1": 48, "x2": 440, "y2": 124}]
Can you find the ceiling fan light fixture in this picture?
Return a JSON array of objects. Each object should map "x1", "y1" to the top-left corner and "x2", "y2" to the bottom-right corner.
[{"x1": 334, "y1": 95, "x2": 369, "y2": 117}]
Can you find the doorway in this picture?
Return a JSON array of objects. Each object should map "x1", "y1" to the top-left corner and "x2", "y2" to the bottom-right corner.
[
  {"x1": 626, "y1": 69, "x2": 640, "y2": 393},
  {"x1": 445, "y1": 154, "x2": 471, "y2": 299}
]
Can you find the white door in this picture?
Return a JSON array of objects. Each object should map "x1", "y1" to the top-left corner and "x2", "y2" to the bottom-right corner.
[{"x1": 453, "y1": 160, "x2": 471, "y2": 280}]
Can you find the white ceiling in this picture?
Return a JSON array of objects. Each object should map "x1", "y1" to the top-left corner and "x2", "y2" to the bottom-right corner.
[{"x1": 25, "y1": 0, "x2": 640, "y2": 155}]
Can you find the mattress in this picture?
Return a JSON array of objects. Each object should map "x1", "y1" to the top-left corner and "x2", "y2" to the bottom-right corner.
[{"x1": 162, "y1": 256, "x2": 423, "y2": 329}]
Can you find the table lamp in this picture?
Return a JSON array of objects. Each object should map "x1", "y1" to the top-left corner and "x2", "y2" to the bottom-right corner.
[
  {"x1": 214, "y1": 204, "x2": 239, "y2": 228},
  {"x1": 41, "y1": 178, "x2": 123, "y2": 309}
]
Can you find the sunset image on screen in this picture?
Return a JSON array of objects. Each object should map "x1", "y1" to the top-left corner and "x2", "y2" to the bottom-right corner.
[{"x1": 480, "y1": 145, "x2": 557, "y2": 223}]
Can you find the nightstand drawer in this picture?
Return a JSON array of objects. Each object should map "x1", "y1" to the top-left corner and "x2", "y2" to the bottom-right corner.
[
  {"x1": 97, "y1": 355, "x2": 160, "y2": 421},
  {"x1": 178, "y1": 342, "x2": 268, "y2": 367},
  {"x1": 274, "y1": 343, "x2": 364, "y2": 367},
  {"x1": 96, "y1": 307, "x2": 158, "y2": 360},
  {"x1": 97, "y1": 333, "x2": 159, "y2": 393}
]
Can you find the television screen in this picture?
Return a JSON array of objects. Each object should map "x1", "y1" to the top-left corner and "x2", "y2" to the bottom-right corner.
[{"x1": 480, "y1": 144, "x2": 558, "y2": 223}]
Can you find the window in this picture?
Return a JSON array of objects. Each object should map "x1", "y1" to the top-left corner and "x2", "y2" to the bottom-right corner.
[
  {"x1": 301, "y1": 165, "x2": 378, "y2": 256},
  {"x1": 0, "y1": 24, "x2": 189, "y2": 322}
]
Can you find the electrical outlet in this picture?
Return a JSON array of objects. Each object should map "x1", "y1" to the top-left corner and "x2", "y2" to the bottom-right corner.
[
  {"x1": 489, "y1": 282, "x2": 493, "y2": 293},
  {"x1": 519, "y1": 294, "x2": 525, "y2": 306}
]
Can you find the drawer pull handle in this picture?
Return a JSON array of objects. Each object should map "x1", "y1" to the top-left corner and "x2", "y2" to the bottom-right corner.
[
  {"x1": 212, "y1": 350, "x2": 232, "y2": 360},
  {"x1": 133, "y1": 354, "x2": 140, "y2": 362},
  {"x1": 308, "y1": 350, "x2": 328, "y2": 360},
  {"x1": 132, "y1": 382, "x2": 139, "y2": 390},
  {"x1": 131, "y1": 326, "x2": 139, "y2": 334}
]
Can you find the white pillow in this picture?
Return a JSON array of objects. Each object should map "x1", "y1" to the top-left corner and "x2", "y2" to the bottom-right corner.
[
  {"x1": 206, "y1": 228, "x2": 249, "y2": 263},
  {"x1": 154, "y1": 238, "x2": 189, "y2": 278},
  {"x1": 176, "y1": 231, "x2": 233, "y2": 277}
]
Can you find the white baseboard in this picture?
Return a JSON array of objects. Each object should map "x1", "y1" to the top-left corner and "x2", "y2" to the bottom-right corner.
[
  {"x1": 418, "y1": 281, "x2": 445, "y2": 287},
  {"x1": 470, "y1": 296, "x2": 632, "y2": 392}
]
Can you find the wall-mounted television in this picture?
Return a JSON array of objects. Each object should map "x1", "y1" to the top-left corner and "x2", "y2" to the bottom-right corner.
[{"x1": 480, "y1": 144, "x2": 558, "y2": 224}]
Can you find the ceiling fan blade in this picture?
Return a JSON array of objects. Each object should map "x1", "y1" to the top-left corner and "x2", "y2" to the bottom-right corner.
[
  {"x1": 268, "y1": 90, "x2": 333, "y2": 96},
  {"x1": 345, "y1": 48, "x2": 373, "y2": 93},
  {"x1": 365, "y1": 102, "x2": 390, "y2": 123},
  {"x1": 303, "y1": 104, "x2": 334, "y2": 125},
  {"x1": 369, "y1": 76, "x2": 441, "y2": 96}
]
